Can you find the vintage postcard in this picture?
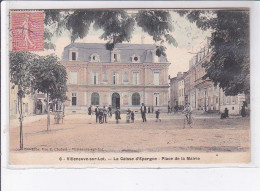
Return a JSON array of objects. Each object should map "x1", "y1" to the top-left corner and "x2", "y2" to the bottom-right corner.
[{"x1": 7, "y1": 7, "x2": 250, "y2": 166}]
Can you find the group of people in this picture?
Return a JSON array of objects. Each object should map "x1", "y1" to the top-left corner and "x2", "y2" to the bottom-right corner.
[
  {"x1": 88, "y1": 105, "x2": 112, "y2": 124},
  {"x1": 87, "y1": 103, "x2": 163, "y2": 124}
]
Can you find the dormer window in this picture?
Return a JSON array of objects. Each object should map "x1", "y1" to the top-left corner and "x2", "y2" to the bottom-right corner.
[
  {"x1": 114, "y1": 54, "x2": 119, "y2": 62},
  {"x1": 72, "y1": 52, "x2": 76, "y2": 60},
  {"x1": 90, "y1": 53, "x2": 100, "y2": 62},
  {"x1": 131, "y1": 54, "x2": 140, "y2": 63},
  {"x1": 69, "y1": 47, "x2": 78, "y2": 61},
  {"x1": 111, "y1": 49, "x2": 121, "y2": 62}
]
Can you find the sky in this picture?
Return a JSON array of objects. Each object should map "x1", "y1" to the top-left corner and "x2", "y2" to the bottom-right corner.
[{"x1": 42, "y1": 11, "x2": 212, "y2": 78}]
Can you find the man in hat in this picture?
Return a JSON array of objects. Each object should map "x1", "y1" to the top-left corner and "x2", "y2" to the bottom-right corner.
[{"x1": 95, "y1": 106, "x2": 99, "y2": 123}]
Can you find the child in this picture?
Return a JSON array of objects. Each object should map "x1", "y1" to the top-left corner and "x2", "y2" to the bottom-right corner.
[
  {"x1": 156, "y1": 109, "x2": 161, "y2": 122},
  {"x1": 131, "y1": 111, "x2": 135, "y2": 123}
]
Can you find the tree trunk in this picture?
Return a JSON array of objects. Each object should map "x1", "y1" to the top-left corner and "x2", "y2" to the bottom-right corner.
[
  {"x1": 47, "y1": 92, "x2": 50, "y2": 131},
  {"x1": 18, "y1": 96, "x2": 23, "y2": 150}
]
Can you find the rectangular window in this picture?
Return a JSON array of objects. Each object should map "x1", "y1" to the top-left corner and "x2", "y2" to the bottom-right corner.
[
  {"x1": 227, "y1": 97, "x2": 230, "y2": 104},
  {"x1": 123, "y1": 72, "x2": 129, "y2": 82},
  {"x1": 153, "y1": 72, "x2": 159, "y2": 85},
  {"x1": 92, "y1": 72, "x2": 98, "y2": 85},
  {"x1": 133, "y1": 72, "x2": 139, "y2": 85},
  {"x1": 113, "y1": 72, "x2": 118, "y2": 85},
  {"x1": 102, "y1": 72, "x2": 108, "y2": 82},
  {"x1": 72, "y1": 92, "x2": 77, "y2": 106},
  {"x1": 72, "y1": 52, "x2": 76, "y2": 61},
  {"x1": 154, "y1": 93, "x2": 159, "y2": 106},
  {"x1": 70, "y1": 71, "x2": 78, "y2": 84}
]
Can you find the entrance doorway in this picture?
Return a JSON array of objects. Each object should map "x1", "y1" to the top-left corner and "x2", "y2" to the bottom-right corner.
[{"x1": 112, "y1": 93, "x2": 120, "y2": 109}]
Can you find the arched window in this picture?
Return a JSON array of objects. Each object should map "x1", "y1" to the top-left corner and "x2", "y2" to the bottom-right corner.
[
  {"x1": 91, "y1": 92, "x2": 99, "y2": 105},
  {"x1": 132, "y1": 93, "x2": 140, "y2": 106}
]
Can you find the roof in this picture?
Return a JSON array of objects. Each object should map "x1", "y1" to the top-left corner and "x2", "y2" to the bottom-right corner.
[{"x1": 62, "y1": 43, "x2": 169, "y2": 63}]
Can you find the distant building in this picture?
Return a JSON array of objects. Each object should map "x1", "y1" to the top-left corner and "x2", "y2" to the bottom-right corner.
[
  {"x1": 9, "y1": 84, "x2": 35, "y2": 119},
  {"x1": 171, "y1": 45, "x2": 246, "y2": 115},
  {"x1": 170, "y1": 72, "x2": 185, "y2": 110},
  {"x1": 61, "y1": 43, "x2": 171, "y2": 112}
]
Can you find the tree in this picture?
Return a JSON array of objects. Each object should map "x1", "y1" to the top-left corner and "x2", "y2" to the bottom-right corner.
[
  {"x1": 9, "y1": 51, "x2": 35, "y2": 150},
  {"x1": 30, "y1": 54, "x2": 68, "y2": 131},
  {"x1": 43, "y1": 10, "x2": 177, "y2": 55},
  {"x1": 135, "y1": 10, "x2": 177, "y2": 56},
  {"x1": 179, "y1": 10, "x2": 249, "y2": 96}
]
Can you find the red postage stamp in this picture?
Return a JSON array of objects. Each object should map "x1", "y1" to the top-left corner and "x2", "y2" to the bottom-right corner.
[{"x1": 11, "y1": 11, "x2": 44, "y2": 51}]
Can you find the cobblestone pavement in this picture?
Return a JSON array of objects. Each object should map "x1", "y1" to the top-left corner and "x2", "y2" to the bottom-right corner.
[{"x1": 9, "y1": 113, "x2": 250, "y2": 153}]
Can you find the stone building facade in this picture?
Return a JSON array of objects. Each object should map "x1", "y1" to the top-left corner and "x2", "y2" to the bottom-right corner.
[
  {"x1": 9, "y1": 84, "x2": 35, "y2": 119},
  {"x1": 61, "y1": 43, "x2": 170, "y2": 112},
  {"x1": 169, "y1": 72, "x2": 185, "y2": 110},
  {"x1": 170, "y1": 45, "x2": 246, "y2": 115}
]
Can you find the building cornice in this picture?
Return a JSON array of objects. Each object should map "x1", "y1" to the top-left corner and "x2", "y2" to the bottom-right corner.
[
  {"x1": 67, "y1": 84, "x2": 170, "y2": 89},
  {"x1": 61, "y1": 61, "x2": 170, "y2": 67}
]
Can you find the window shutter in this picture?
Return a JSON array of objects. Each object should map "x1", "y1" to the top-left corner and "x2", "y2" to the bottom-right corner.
[{"x1": 91, "y1": 72, "x2": 94, "y2": 84}]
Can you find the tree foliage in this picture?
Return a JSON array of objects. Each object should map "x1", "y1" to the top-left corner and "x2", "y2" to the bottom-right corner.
[
  {"x1": 30, "y1": 54, "x2": 68, "y2": 101},
  {"x1": 10, "y1": 52, "x2": 35, "y2": 96},
  {"x1": 43, "y1": 9, "x2": 177, "y2": 55},
  {"x1": 179, "y1": 10, "x2": 250, "y2": 96},
  {"x1": 10, "y1": 51, "x2": 68, "y2": 132}
]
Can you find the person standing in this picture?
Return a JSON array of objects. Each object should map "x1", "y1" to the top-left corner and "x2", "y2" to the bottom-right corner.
[
  {"x1": 115, "y1": 107, "x2": 121, "y2": 124},
  {"x1": 152, "y1": 106, "x2": 154, "y2": 113},
  {"x1": 183, "y1": 103, "x2": 193, "y2": 128},
  {"x1": 140, "y1": 103, "x2": 147, "y2": 122},
  {"x1": 155, "y1": 109, "x2": 161, "y2": 122},
  {"x1": 95, "y1": 106, "x2": 99, "y2": 123},
  {"x1": 88, "y1": 105, "x2": 92, "y2": 115},
  {"x1": 103, "y1": 106, "x2": 108, "y2": 123},
  {"x1": 241, "y1": 101, "x2": 247, "y2": 117},
  {"x1": 131, "y1": 111, "x2": 135, "y2": 123},
  {"x1": 108, "y1": 105, "x2": 112, "y2": 117},
  {"x1": 99, "y1": 108, "x2": 104, "y2": 123}
]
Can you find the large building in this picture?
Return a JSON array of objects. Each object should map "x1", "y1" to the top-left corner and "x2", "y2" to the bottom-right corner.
[{"x1": 61, "y1": 43, "x2": 171, "y2": 112}]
